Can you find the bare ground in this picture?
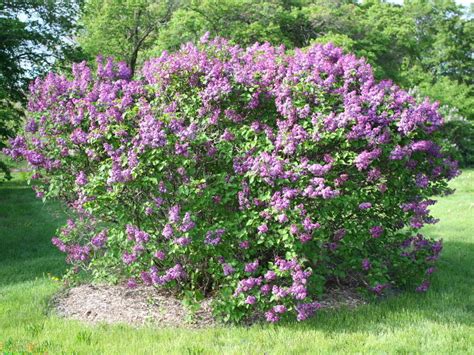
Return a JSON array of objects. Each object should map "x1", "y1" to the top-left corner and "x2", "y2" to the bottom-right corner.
[
  {"x1": 52, "y1": 284, "x2": 216, "y2": 328},
  {"x1": 52, "y1": 283, "x2": 366, "y2": 328}
]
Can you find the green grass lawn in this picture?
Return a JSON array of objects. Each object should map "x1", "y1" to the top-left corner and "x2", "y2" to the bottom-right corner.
[{"x1": 1, "y1": 171, "x2": 473, "y2": 354}]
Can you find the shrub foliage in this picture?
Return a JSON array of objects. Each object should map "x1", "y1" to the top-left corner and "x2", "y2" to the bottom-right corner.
[
  {"x1": 5, "y1": 37, "x2": 459, "y2": 323},
  {"x1": 441, "y1": 120, "x2": 474, "y2": 168}
]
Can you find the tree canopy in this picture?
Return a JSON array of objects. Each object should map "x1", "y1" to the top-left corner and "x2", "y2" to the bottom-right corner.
[
  {"x1": 79, "y1": 0, "x2": 180, "y2": 76},
  {"x1": 0, "y1": 0, "x2": 84, "y2": 178}
]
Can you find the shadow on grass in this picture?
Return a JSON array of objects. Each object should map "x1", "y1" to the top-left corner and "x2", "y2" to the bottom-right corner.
[
  {"x1": 0, "y1": 180, "x2": 67, "y2": 287},
  {"x1": 276, "y1": 240, "x2": 474, "y2": 334}
]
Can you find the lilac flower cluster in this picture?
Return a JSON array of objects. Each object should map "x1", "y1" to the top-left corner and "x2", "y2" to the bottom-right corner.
[
  {"x1": 91, "y1": 229, "x2": 108, "y2": 248},
  {"x1": 5, "y1": 35, "x2": 459, "y2": 323},
  {"x1": 205, "y1": 229, "x2": 225, "y2": 245},
  {"x1": 295, "y1": 301, "x2": 321, "y2": 321},
  {"x1": 52, "y1": 237, "x2": 90, "y2": 263}
]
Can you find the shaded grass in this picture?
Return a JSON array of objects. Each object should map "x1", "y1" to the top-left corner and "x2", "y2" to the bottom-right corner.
[
  {"x1": 0, "y1": 178, "x2": 66, "y2": 286},
  {"x1": 0, "y1": 172, "x2": 473, "y2": 354}
]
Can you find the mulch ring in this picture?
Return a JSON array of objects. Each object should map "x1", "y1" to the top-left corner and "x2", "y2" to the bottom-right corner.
[
  {"x1": 52, "y1": 283, "x2": 366, "y2": 328},
  {"x1": 52, "y1": 284, "x2": 215, "y2": 328}
]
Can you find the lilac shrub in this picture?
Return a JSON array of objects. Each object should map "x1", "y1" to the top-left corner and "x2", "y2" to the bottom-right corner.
[{"x1": 5, "y1": 36, "x2": 459, "y2": 323}]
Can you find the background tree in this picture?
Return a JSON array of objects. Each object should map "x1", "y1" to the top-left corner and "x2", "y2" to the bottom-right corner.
[
  {"x1": 151, "y1": 0, "x2": 297, "y2": 52},
  {"x1": 79, "y1": 0, "x2": 180, "y2": 76},
  {"x1": 400, "y1": 0, "x2": 473, "y2": 119},
  {"x1": 0, "y1": 0, "x2": 84, "y2": 179}
]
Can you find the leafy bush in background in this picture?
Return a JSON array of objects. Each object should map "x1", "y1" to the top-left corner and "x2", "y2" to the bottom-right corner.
[
  {"x1": 441, "y1": 120, "x2": 474, "y2": 168},
  {"x1": 409, "y1": 87, "x2": 474, "y2": 168},
  {"x1": 4, "y1": 37, "x2": 459, "y2": 323}
]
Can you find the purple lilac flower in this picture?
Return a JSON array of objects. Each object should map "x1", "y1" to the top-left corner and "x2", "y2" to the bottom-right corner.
[
  {"x1": 244, "y1": 260, "x2": 259, "y2": 273},
  {"x1": 411, "y1": 140, "x2": 438, "y2": 153},
  {"x1": 122, "y1": 252, "x2": 136, "y2": 265},
  {"x1": 154, "y1": 250, "x2": 166, "y2": 260},
  {"x1": 116, "y1": 61, "x2": 132, "y2": 79},
  {"x1": 138, "y1": 115, "x2": 166, "y2": 148},
  {"x1": 335, "y1": 173, "x2": 349, "y2": 186},
  {"x1": 359, "y1": 202, "x2": 372, "y2": 210},
  {"x1": 264, "y1": 270, "x2": 277, "y2": 281},
  {"x1": 133, "y1": 244, "x2": 145, "y2": 256},
  {"x1": 354, "y1": 149, "x2": 381, "y2": 170},
  {"x1": 175, "y1": 237, "x2": 191, "y2": 246},
  {"x1": 303, "y1": 217, "x2": 320, "y2": 231},
  {"x1": 61, "y1": 219, "x2": 76, "y2": 236},
  {"x1": 174, "y1": 142, "x2": 189, "y2": 156},
  {"x1": 91, "y1": 230, "x2": 108, "y2": 248},
  {"x1": 162, "y1": 224, "x2": 173, "y2": 239},
  {"x1": 432, "y1": 240, "x2": 443, "y2": 254},
  {"x1": 390, "y1": 145, "x2": 409, "y2": 160},
  {"x1": 70, "y1": 128, "x2": 88, "y2": 145},
  {"x1": 66, "y1": 244, "x2": 91, "y2": 263},
  {"x1": 220, "y1": 129, "x2": 235, "y2": 141},
  {"x1": 25, "y1": 151, "x2": 45, "y2": 166},
  {"x1": 245, "y1": 295, "x2": 256, "y2": 305},
  {"x1": 368, "y1": 168, "x2": 381, "y2": 181},
  {"x1": 275, "y1": 258, "x2": 297, "y2": 271},
  {"x1": 141, "y1": 272, "x2": 152, "y2": 285},
  {"x1": 223, "y1": 263, "x2": 235, "y2": 276},
  {"x1": 135, "y1": 231, "x2": 149, "y2": 244},
  {"x1": 265, "y1": 310, "x2": 280, "y2": 323},
  {"x1": 154, "y1": 264, "x2": 187, "y2": 285},
  {"x1": 410, "y1": 217, "x2": 424, "y2": 229},
  {"x1": 25, "y1": 119, "x2": 38, "y2": 133},
  {"x1": 31, "y1": 171, "x2": 41, "y2": 180},
  {"x1": 416, "y1": 280, "x2": 430, "y2": 292},
  {"x1": 334, "y1": 228, "x2": 346, "y2": 241},
  {"x1": 75, "y1": 171, "x2": 88, "y2": 186},
  {"x1": 290, "y1": 224, "x2": 299, "y2": 235},
  {"x1": 272, "y1": 285, "x2": 290, "y2": 299},
  {"x1": 260, "y1": 284, "x2": 271, "y2": 294},
  {"x1": 273, "y1": 305, "x2": 287, "y2": 314},
  {"x1": 125, "y1": 225, "x2": 150, "y2": 244},
  {"x1": 234, "y1": 277, "x2": 263, "y2": 295},
  {"x1": 239, "y1": 240, "x2": 250, "y2": 249},
  {"x1": 299, "y1": 234, "x2": 312, "y2": 243},
  {"x1": 416, "y1": 174, "x2": 429, "y2": 188},
  {"x1": 52, "y1": 237, "x2": 67, "y2": 252},
  {"x1": 362, "y1": 258, "x2": 371, "y2": 271},
  {"x1": 205, "y1": 229, "x2": 225, "y2": 245},
  {"x1": 11, "y1": 38, "x2": 460, "y2": 325},
  {"x1": 371, "y1": 283, "x2": 387, "y2": 295},
  {"x1": 250, "y1": 121, "x2": 260, "y2": 132},
  {"x1": 180, "y1": 212, "x2": 195, "y2": 232},
  {"x1": 158, "y1": 181, "x2": 167, "y2": 193},
  {"x1": 370, "y1": 226, "x2": 384, "y2": 238},
  {"x1": 153, "y1": 197, "x2": 164, "y2": 208},
  {"x1": 127, "y1": 278, "x2": 137, "y2": 289},
  {"x1": 257, "y1": 223, "x2": 269, "y2": 234},
  {"x1": 145, "y1": 207, "x2": 153, "y2": 215},
  {"x1": 168, "y1": 205, "x2": 180, "y2": 223},
  {"x1": 295, "y1": 302, "x2": 320, "y2": 321}
]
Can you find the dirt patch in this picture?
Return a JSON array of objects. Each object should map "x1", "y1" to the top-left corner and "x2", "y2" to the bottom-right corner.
[
  {"x1": 53, "y1": 284, "x2": 216, "y2": 328},
  {"x1": 319, "y1": 287, "x2": 367, "y2": 310},
  {"x1": 52, "y1": 284, "x2": 366, "y2": 328}
]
